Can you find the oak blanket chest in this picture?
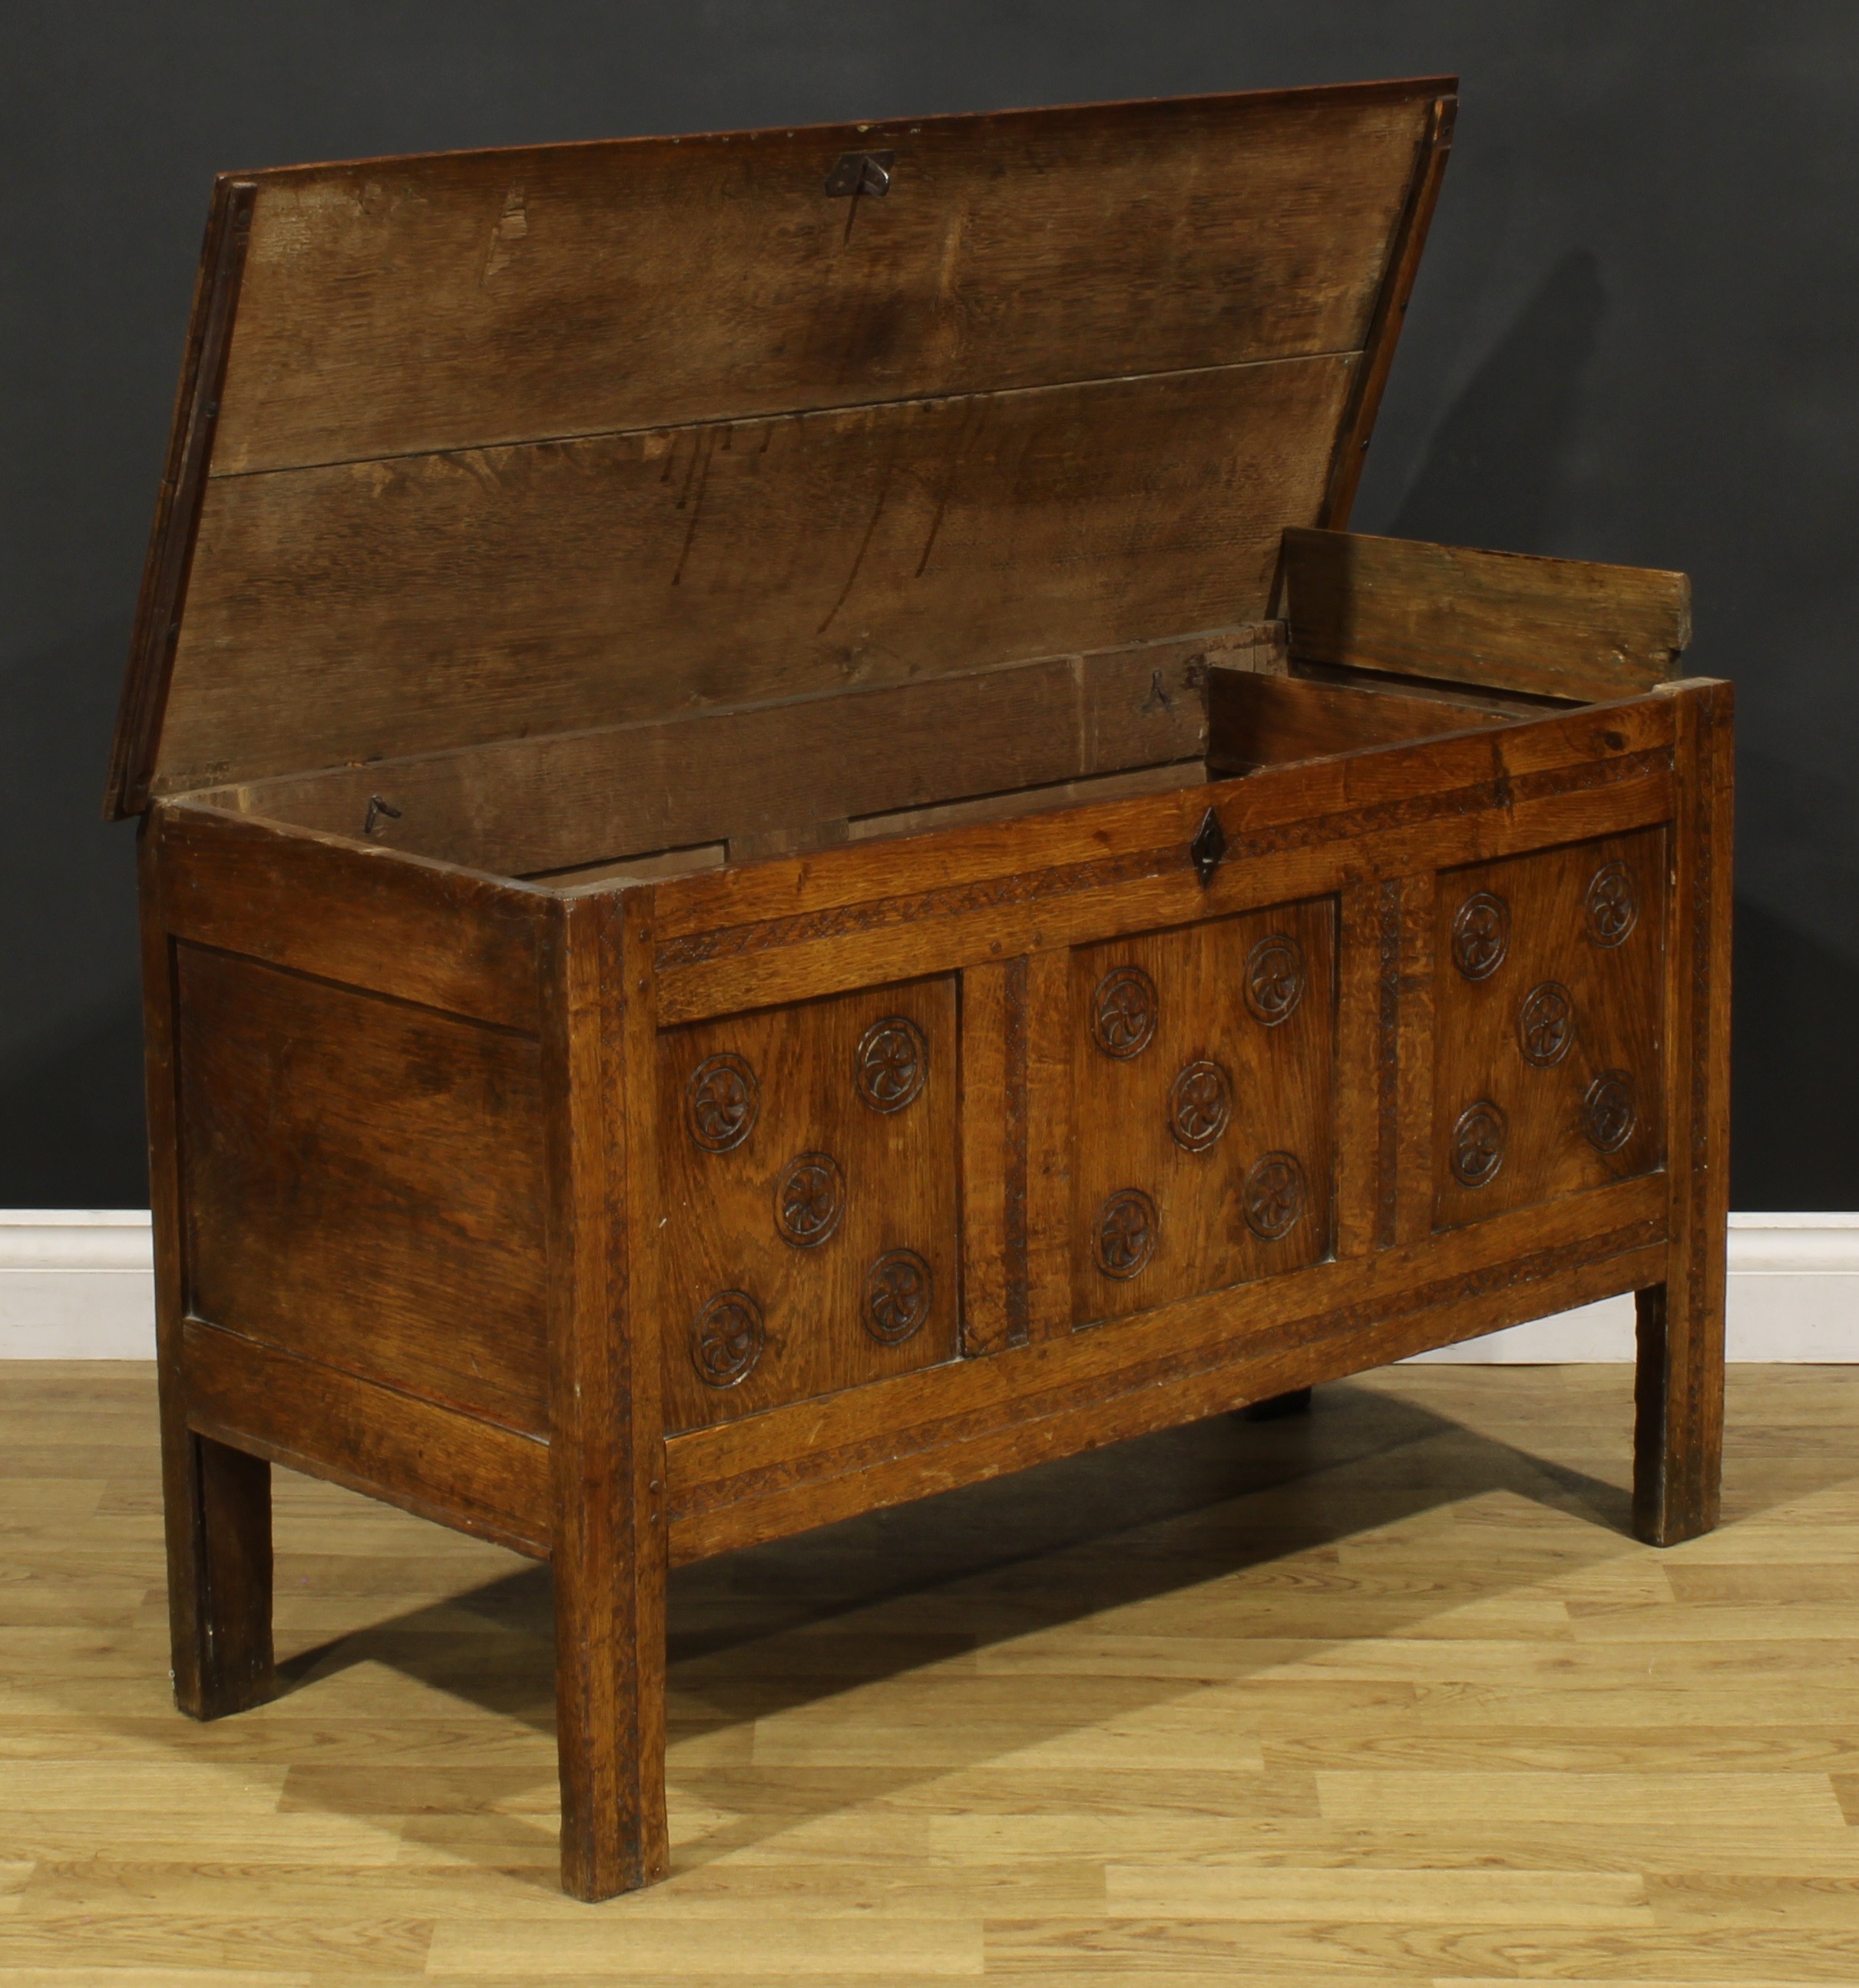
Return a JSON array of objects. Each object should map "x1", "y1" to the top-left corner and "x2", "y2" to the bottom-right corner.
[{"x1": 109, "y1": 75, "x2": 1730, "y2": 1899}]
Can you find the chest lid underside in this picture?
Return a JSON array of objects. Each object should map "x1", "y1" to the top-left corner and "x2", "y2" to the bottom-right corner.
[{"x1": 108, "y1": 75, "x2": 1456, "y2": 818}]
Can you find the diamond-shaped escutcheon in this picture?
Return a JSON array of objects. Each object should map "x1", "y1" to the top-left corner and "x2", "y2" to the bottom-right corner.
[{"x1": 1190, "y1": 806, "x2": 1227, "y2": 887}]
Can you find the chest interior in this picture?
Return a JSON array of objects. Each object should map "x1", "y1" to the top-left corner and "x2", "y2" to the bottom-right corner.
[{"x1": 109, "y1": 78, "x2": 1545, "y2": 883}]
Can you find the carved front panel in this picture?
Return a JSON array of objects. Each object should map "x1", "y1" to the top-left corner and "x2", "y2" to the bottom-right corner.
[
  {"x1": 1070, "y1": 899, "x2": 1335, "y2": 1326},
  {"x1": 1432, "y1": 829, "x2": 1665, "y2": 1229},
  {"x1": 659, "y1": 977, "x2": 958, "y2": 1432}
]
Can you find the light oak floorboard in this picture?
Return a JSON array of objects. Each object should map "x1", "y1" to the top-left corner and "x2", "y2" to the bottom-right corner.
[{"x1": 5, "y1": 1362, "x2": 1859, "y2": 1980}]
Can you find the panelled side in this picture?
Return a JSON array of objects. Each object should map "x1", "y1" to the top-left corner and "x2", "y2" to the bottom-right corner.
[{"x1": 148, "y1": 805, "x2": 554, "y2": 1552}]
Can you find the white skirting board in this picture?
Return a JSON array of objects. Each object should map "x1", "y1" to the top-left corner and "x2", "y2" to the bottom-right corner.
[{"x1": 2, "y1": 1210, "x2": 1857, "y2": 1361}]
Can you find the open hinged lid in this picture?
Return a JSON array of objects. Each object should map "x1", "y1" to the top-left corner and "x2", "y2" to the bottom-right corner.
[{"x1": 107, "y1": 75, "x2": 1456, "y2": 819}]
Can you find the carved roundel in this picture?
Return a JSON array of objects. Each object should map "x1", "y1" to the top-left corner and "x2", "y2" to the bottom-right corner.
[
  {"x1": 686, "y1": 1051, "x2": 759, "y2": 1153},
  {"x1": 1092, "y1": 966, "x2": 1158, "y2": 1060},
  {"x1": 1451, "y1": 1100, "x2": 1508, "y2": 1188},
  {"x1": 774, "y1": 1151, "x2": 846, "y2": 1248},
  {"x1": 1169, "y1": 1060, "x2": 1232, "y2": 1153},
  {"x1": 855, "y1": 1016, "x2": 928, "y2": 1114},
  {"x1": 1093, "y1": 1188, "x2": 1158, "y2": 1279},
  {"x1": 690, "y1": 1290, "x2": 764, "y2": 1389},
  {"x1": 1583, "y1": 1070, "x2": 1638, "y2": 1153},
  {"x1": 1243, "y1": 1151, "x2": 1306, "y2": 1240},
  {"x1": 1517, "y1": 981, "x2": 1575, "y2": 1068},
  {"x1": 865, "y1": 1249, "x2": 933, "y2": 1345},
  {"x1": 1586, "y1": 862, "x2": 1639, "y2": 947},
  {"x1": 1452, "y1": 892, "x2": 1510, "y2": 981},
  {"x1": 1244, "y1": 934, "x2": 1305, "y2": 1027}
]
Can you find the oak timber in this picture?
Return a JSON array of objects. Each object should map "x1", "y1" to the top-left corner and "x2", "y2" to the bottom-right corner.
[{"x1": 1281, "y1": 527, "x2": 1692, "y2": 703}]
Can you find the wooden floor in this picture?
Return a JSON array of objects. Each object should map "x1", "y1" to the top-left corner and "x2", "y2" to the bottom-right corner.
[{"x1": 5, "y1": 1363, "x2": 1859, "y2": 1983}]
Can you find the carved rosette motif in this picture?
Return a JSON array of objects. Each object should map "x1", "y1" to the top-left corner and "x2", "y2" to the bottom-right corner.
[
  {"x1": 1243, "y1": 1151, "x2": 1305, "y2": 1240},
  {"x1": 855, "y1": 1016, "x2": 928, "y2": 1113},
  {"x1": 1243, "y1": 934, "x2": 1305, "y2": 1026},
  {"x1": 1450, "y1": 1100, "x2": 1507, "y2": 1187},
  {"x1": 690, "y1": 1290, "x2": 764, "y2": 1388},
  {"x1": 1583, "y1": 1070, "x2": 1638, "y2": 1153},
  {"x1": 1517, "y1": 981, "x2": 1575, "y2": 1068},
  {"x1": 685, "y1": 1050, "x2": 760, "y2": 1153},
  {"x1": 1452, "y1": 892, "x2": 1510, "y2": 981},
  {"x1": 1585, "y1": 861, "x2": 1638, "y2": 947},
  {"x1": 774, "y1": 1151, "x2": 846, "y2": 1248},
  {"x1": 864, "y1": 1249, "x2": 933, "y2": 1345},
  {"x1": 1169, "y1": 1060, "x2": 1232, "y2": 1153},
  {"x1": 1091, "y1": 966, "x2": 1158, "y2": 1060},
  {"x1": 1093, "y1": 1188, "x2": 1158, "y2": 1279}
]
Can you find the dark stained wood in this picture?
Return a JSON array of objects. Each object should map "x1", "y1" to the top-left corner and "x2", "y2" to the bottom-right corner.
[
  {"x1": 208, "y1": 81, "x2": 1447, "y2": 476},
  {"x1": 153, "y1": 803, "x2": 547, "y2": 1030},
  {"x1": 543, "y1": 893, "x2": 669, "y2": 1900},
  {"x1": 1282, "y1": 528, "x2": 1692, "y2": 703},
  {"x1": 141, "y1": 818, "x2": 276, "y2": 1721},
  {"x1": 181, "y1": 1319, "x2": 551, "y2": 1554},
  {"x1": 1068, "y1": 900, "x2": 1336, "y2": 1325},
  {"x1": 104, "y1": 180, "x2": 255, "y2": 822},
  {"x1": 197, "y1": 634, "x2": 1220, "y2": 877},
  {"x1": 1636, "y1": 678, "x2": 1733, "y2": 1547},
  {"x1": 657, "y1": 977, "x2": 960, "y2": 1434},
  {"x1": 1207, "y1": 667, "x2": 1511, "y2": 774},
  {"x1": 1431, "y1": 828, "x2": 1668, "y2": 1232},
  {"x1": 174, "y1": 944, "x2": 550, "y2": 1434},
  {"x1": 156, "y1": 360, "x2": 1348, "y2": 792}
]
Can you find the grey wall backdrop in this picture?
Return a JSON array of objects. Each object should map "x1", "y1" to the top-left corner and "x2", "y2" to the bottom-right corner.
[{"x1": 5, "y1": 2, "x2": 1855, "y2": 1209}]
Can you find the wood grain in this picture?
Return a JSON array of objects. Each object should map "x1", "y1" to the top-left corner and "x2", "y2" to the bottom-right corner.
[
  {"x1": 1067, "y1": 898, "x2": 1337, "y2": 1325},
  {"x1": 1282, "y1": 527, "x2": 1692, "y2": 703},
  {"x1": 1431, "y1": 827, "x2": 1668, "y2": 1232},
  {"x1": 181, "y1": 1319, "x2": 551, "y2": 1555},
  {"x1": 652, "y1": 756, "x2": 1675, "y2": 1028},
  {"x1": 152, "y1": 802, "x2": 548, "y2": 1030},
  {"x1": 174, "y1": 943, "x2": 550, "y2": 1435},
  {"x1": 1207, "y1": 667, "x2": 1511, "y2": 773},
  {"x1": 958, "y1": 957, "x2": 1024, "y2": 1358},
  {"x1": 207, "y1": 81, "x2": 1444, "y2": 475},
  {"x1": 141, "y1": 819, "x2": 276, "y2": 1723},
  {"x1": 650, "y1": 692, "x2": 1676, "y2": 949},
  {"x1": 542, "y1": 891, "x2": 669, "y2": 1898},
  {"x1": 657, "y1": 977, "x2": 961, "y2": 1434},
  {"x1": 105, "y1": 179, "x2": 255, "y2": 819},
  {"x1": 199, "y1": 635, "x2": 1219, "y2": 877},
  {"x1": 156, "y1": 359, "x2": 1349, "y2": 791},
  {"x1": 1636, "y1": 678, "x2": 1734, "y2": 1546},
  {"x1": 666, "y1": 1172, "x2": 1666, "y2": 1556}
]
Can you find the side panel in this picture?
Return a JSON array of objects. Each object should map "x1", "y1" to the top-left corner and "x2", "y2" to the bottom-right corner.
[
  {"x1": 147, "y1": 804, "x2": 554, "y2": 1554},
  {"x1": 175, "y1": 944, "x2": 549, "y2": 1433}
]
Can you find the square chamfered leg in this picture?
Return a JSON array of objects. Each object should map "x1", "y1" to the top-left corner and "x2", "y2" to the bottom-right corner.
[
  {"x1": 544, "y1": 892, "x2": 670, "y2": 1901},
  {"x1": 1635, "y1": 680, "x2": 1733, "y2": 1546},
  {"x1": 141, "y1": 817, "x2": 276, "y2": 1718},
  {"x1": 160, "y1": 1423, "x2": 275, "y2": 1718}
]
